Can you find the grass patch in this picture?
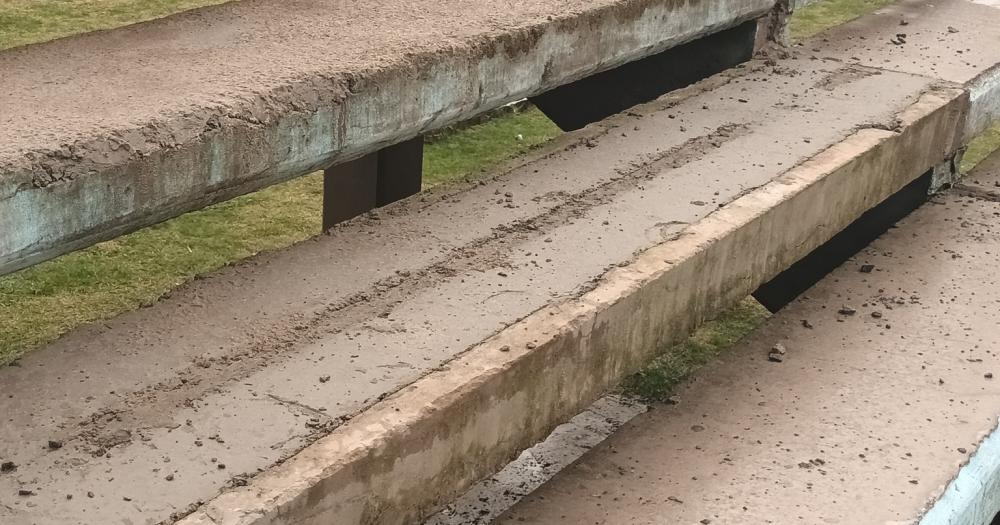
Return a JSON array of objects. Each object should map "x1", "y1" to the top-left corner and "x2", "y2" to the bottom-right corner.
[
  {"x1": 620, "y1": 299, "x2": 770, "y2": 402},
  {"x1": 0, "y1": 0, "x2": 230, "y2": 50},
  {"x1": 788, "y1": 0, "x2": 896, "y2": 41},
  {"x1": 961, "y1": 124, "x2": 1000, "y2": 173},
  {"x1": 424, "y1": 107, "x2": 561, "y2": 187}
]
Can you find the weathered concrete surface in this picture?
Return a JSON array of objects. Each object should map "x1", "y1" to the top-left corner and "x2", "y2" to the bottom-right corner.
[
  {"x1": 426, "y1": 396, "x2": 647, "y2": 525},
  {"x1": 0, "y1": 45, "x2": 964, "y2": 525},
  {"x1": 495, "y1": 154, "x2": 1000, "y2": 525},
  {"x1": 0, "y1": 0, "x2": 776, "y2": 276},
  {"x1": 814, "y1": 0, "x2": 1000, "y2": 142},
  {"x1": 174, "y1": 90, "x2": 965, "y2": 524}
]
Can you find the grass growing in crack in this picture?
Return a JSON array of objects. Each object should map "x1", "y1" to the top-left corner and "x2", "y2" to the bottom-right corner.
[{"x1": 619, "y1": 299, "x2": 771, "y2": 401}]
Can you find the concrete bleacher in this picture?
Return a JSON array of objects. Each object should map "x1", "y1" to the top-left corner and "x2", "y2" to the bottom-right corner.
[{"x1": 1, "y1": 0, "x2": 1000, "y2": 524}]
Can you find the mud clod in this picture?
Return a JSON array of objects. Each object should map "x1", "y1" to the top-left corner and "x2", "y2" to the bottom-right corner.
[{"x1": 768, "y1": 343, "x2": 787, "y2": 363}]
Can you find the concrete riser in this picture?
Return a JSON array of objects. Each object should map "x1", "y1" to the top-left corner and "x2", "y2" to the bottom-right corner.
[{"x1": 180, "y1": 88, "x2": 967, "y2": 525}]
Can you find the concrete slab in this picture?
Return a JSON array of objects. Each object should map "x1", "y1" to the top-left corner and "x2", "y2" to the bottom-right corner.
[
  {"x1": 0, "y1": 46, "x2": 964, "y2": 525},
  {"x1": 494, "y1": 154, "x2": 1000, "y2": 525},
  {"x1": 0, "y1": 0, "x2": 776, "y2": 276}
]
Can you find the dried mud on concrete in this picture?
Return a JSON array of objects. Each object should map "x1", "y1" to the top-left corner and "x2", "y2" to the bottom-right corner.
[{"x1": 0, "y1": 48, "x2": 944, "y2": 524}]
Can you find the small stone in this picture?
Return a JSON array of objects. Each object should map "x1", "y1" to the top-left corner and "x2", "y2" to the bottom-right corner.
[
  {"x1": 165, "y1": 474, "x2": 175, "y2": 481},
  {"x1": 87, "y1": 491, "x2": 95, "y2": 498},
  {"x1": 48, "y1": 440, "x2": 63, "y2": 450},
  {"x1": 859, "y1": 264, "x2": 875, "y2": 273},
  {"x1": 691, "y1": 424, "x2": 705, "y2": 432},
  {"x1": 871, "y1": 311, "x2": 883, "y2": 319},
  {"x1": 1, "y1": 461, "x2": 16, "y2": 473},
  {"x1": 768, "y1": 343, "x2": 787, "y2": 363},
  {"x1": 499, "y1": 345, "x2": 511, "y2": 353},
  {"x1": 986, "y1": 372, "x2": 994, "y2": 379},
  {"x1": 801, "y1": 319, "x2": 813, "y2": 329},
  {"x1": 123, "y1": 496, "x2": 132, "y2": 502},
  {"x1": 666, "y1": 395, "x2": 681, "y2": 405},
  {"x1": 318, "y1": 375, "x2": 331, "y2": 383},
  {"x1": 66, "y1": 494, "x2": 73, "y2": 500},
  {"x1": 18, "y1": 489, "x2": 34, "y2": 497},
  {"x1": 958, "y1": 448, "x2": 968, "y2": 454},
  {"x1": 701, "y1": 519, "x2": 712, "y2": 524},
  {"x1": 948, "y1": 26, "x2": 959, "y2": 33},
  {"x1": 838, "y1": 306, "x2": 857, "y2": 316},
  {"x1": 217, "y1": 463, "x2": 226, "y2": 470},
  {"x1": 908, "y1": 479, "x2": 919, "y2": 485},
  {"x1": 526, "y1": 342, "x2": 537, "y2": 350}
]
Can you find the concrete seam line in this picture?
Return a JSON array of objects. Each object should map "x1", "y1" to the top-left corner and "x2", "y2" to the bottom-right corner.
[{"x1": 176, "y1": 88, "x2": 967, "y2": 525}]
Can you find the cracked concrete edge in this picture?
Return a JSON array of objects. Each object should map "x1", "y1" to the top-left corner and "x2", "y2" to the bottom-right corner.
[
  {"x1": 175, "y1": 86, "x2": 967, "y2": 525},
  {"x1": 0, "y1": 0, "x2": 775, "y2": 276},
  {"x1": 919, "y1": 419, "x2": 1000, "y2": 525},
  {"x1": 965, "y1": 63, "x2": 1000, "y2": 142}
]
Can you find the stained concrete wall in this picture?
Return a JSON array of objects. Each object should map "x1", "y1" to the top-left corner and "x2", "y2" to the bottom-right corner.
[
  {"x1": 178, "y1": 87, "x2": 967, "y2": 525},
  {"x1": 0, "y1": 0, "x2": 775, "y2": 276}
]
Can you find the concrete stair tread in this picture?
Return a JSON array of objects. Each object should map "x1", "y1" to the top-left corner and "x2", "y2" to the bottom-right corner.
[{"x1": 495, "y1": 154, "x2": 1000, "y2": 525}]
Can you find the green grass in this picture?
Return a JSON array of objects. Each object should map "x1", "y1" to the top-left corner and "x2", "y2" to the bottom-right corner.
[
  {"x1": 0, "y1": 0, "x2": 231, "y2": 50},
  {"x1": 962, "y1": 124, "x2": 1000, "y2": 173},
  {"x1": 788, "y1": 0, "x2": 897, "y2": 41},
  {"x1": 619, "y1": 299, "x2": 771, "y2": 401}
]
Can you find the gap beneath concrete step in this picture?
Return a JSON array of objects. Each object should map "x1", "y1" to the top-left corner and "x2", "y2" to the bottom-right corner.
[
  {"x1": 753, "y1": 167, "x2": 934, "y2": 312},
  {"x1": 530, "y1": 20, "x2": 758, "y2": 131}
]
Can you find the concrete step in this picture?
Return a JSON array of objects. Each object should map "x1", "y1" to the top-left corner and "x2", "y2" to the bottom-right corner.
[
  {"x1": 494, "y1": 149, "x2": 1000, "y2": 525},
  {"x1": 0, "y1": 0, "x2": 775, "y2": 275},
  {"x1": 0, "y1": 1, "x2": 997, "y2": 523}
]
